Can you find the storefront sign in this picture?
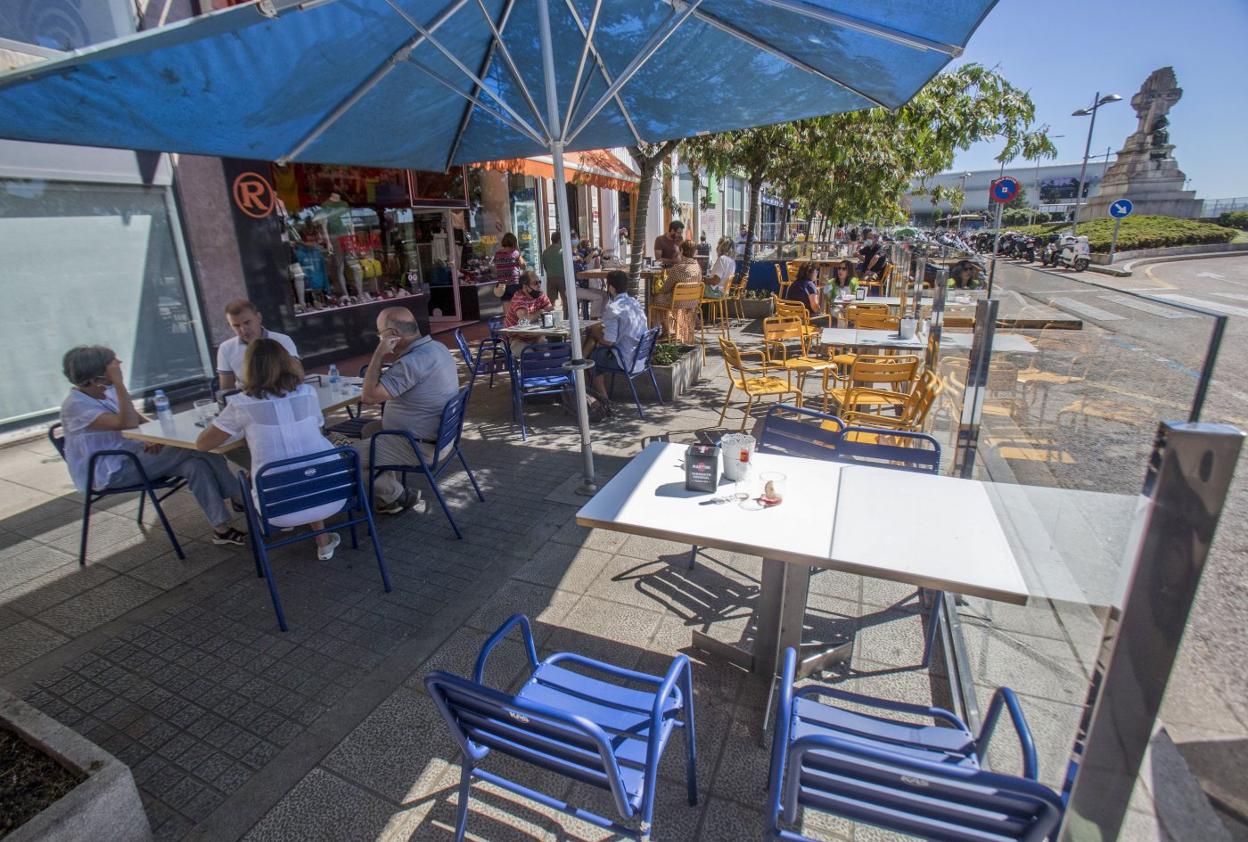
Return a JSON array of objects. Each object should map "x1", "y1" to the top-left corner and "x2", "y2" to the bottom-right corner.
[{"x1": 232, "y1": 171, "x2": 276, "y2": 218}]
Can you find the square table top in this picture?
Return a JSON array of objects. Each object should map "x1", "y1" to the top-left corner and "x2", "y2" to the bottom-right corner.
[
  {"x1": 575, "y1": 442, "x2": 1030, "y2": 604},
  {"x1": 122, "y1": 379, "x2": 362, "y2": 453},
  {"x1": 497, "y1": 319, "x2": 599, "y2": 337},
  {"x1": 820, "y1": 327, "x2": 927, "y2": 351}
]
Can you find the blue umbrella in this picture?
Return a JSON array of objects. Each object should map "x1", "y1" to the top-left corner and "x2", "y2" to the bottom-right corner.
[{"x1": 0, "y1": 0, "x2": 996, "y2": 490}]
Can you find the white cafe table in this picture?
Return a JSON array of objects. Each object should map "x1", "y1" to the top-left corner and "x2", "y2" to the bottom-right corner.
[
  {"x1": 497, "y1": 318, "x2": 600, "y2": 339},
  {"x1": 122, "y1": 379, "x2": 363, "y2": 453},
  {"x1": 941, "y1": 331, "x2": 1037, "y2": 355},
  {"x1": 820, "y1": 326, "x2": 926, "y2": 352},
  {"x1": 576, "y1": 442, "x2": 1029, "y2": 677}
]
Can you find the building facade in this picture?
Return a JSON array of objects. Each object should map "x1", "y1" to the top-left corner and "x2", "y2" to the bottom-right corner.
[{"x1": 906, "y1": 160, "x2": 1116, "y2": 225}]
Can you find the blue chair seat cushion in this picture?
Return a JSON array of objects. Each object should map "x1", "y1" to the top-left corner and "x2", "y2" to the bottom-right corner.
[
  {"x1": 520, "y1": 375, "x2": 571, "y2": 389},
  {"x1": 792, "y1": 696, "x2": 977, "y2": 768}
]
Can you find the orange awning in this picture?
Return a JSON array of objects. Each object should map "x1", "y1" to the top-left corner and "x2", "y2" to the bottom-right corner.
[{"x1": 477, "y1": 150, "x2": 639, "y2": 193}]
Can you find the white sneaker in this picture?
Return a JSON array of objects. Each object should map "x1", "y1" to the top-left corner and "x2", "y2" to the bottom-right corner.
[{"x1": 317, "y1": 533, "x2": 342, "y2": 561}]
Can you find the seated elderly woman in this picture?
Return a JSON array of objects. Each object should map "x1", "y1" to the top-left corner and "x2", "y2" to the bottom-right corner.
[
  {"x1": 59, "y1": 345, "x2": 246, "y2": 545},
  {"x1": 196, "y1": 339, "x2": 345, "y2": 560}
]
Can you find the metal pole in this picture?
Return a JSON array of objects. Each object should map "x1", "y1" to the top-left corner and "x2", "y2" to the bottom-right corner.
[
  {"x1": 1060, "y1": 422, "x2": 1244, "y2": 841},
  {"x1": 537, "y1": 0, "x2": 596, "y2": 494},
  {"x1": 1030, "y1": 157, "x2": 1041, "y2": 226},
  {"x1": 1108, "y1": 215, "x2": 1122, "y2": 263},
  {"x1": 987, "y1": 200, "x2": 1002, "y2": 298},
  {"x1": 951, "y1": 298, "x2": 997, "y2": 479},
  {"x1": 1190, "y1": 315, "x2": 1228, "y2": 423},
  {"x1": 1071, "y1": 91, "x2": 1099, "y2": 235}
]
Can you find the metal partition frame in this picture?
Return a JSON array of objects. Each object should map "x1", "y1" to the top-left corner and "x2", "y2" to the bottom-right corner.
[{"x1": 1060, "y1": 421, "x2": 1243, "y2": 839}]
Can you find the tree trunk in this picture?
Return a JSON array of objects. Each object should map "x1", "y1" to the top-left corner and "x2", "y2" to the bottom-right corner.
[
  {"x1": 742, "y1": 173, "x2": 764, "y2": 287},
  {"x1": 626, "y1": 140, "x2": 679, "y2": 301},
  {"x1": 779, "y1": 187, "x2": 791, "y2": 242}
]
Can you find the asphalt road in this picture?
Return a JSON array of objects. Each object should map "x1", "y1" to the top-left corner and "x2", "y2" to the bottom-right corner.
[{"x1": 995, "y1": 254, "x2": 1248, "y2": 826}]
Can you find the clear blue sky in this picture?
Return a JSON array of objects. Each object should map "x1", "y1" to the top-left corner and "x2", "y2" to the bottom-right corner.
[{"x1": 949, "y1": 0, "x2": 1248, "y2": 198}]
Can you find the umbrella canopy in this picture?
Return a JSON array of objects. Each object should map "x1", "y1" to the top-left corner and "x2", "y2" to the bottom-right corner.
[{"x1": 0, "y1": 0, "x2": 997, "y2": 489}]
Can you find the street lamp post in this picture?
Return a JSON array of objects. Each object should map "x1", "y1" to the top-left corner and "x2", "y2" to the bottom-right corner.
[
  {"x1": 1071, "y1": 92, "x2": 1121, "y2": 234},
  {"x1": 1031, "y1": 133, "x2": 1064, "y2": 226},
  {"x1": 954, "y1": 171, "x2": 971, "y2": 226}
]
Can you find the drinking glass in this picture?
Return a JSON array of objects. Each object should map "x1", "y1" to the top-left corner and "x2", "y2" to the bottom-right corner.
[{"x1": 193, "y1": 398, "x2": 216, "y2": 425}]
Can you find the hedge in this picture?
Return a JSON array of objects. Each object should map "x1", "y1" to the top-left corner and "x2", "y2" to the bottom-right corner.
[
  {"x1": 1012, "y1": 215, "x2": 1237, "y2": 254},
  {"x1": 1218, "y1": 211, "x2": 1248, "y2": 231}
]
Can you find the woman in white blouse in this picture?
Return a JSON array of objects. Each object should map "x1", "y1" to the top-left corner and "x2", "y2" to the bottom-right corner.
[
  {"x1": 196, "y1": 339, "x2": 344, "y2": 560},
  {"x1": 705, "y1": 236, "x2": 737, "y2": 297}
]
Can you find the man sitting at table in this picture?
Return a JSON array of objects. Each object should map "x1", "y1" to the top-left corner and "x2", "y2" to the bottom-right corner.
[
  {"x1": 357, "y1": 306, "x2": 459, "y2": 515},
  {"x1": 216, "y1": 299, "x2": 299, "y2": 391},
  {"x1": 582, "y1": 270, "x2": 647, "y2": 412},
  {"x1": 59, "y1": 345, "x2": 246, "y2": 546},
  {"x1": 653, "y1": 219, "x2": 684, "y2": 267}
]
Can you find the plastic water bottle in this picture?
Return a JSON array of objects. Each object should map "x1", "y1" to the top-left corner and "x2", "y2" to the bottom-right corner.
[
  {"x1": 327, "y1": 364, "x2": 340, "y2": 393},
  {"x1": 154, "y1": 390, "x2": 172, "y2": 422}
]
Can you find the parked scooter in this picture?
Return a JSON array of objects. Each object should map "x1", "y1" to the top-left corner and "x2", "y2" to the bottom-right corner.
[{"x1": 1050, "y1": 234, "x2": 1091, "y2": 271}]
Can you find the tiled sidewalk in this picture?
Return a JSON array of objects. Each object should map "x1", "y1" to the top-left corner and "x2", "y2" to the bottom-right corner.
[{"x1": 0, "y1": 321, "x2": 1204, "y2": 840}]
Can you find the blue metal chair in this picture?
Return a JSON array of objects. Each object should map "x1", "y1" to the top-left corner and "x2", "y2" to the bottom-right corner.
[
  {"x1": 508, "y1": 341, "x2": 573, "y2": 441},
  {"x1": 367, "y1": 385, "x2": 484, "y2": 539},
  {"x1": 755, "y1": 404, "x2": 848, "y2": 461},
  {"x1": 604, "y1": 326, "x2": 664, "y2": 418},
  {"x1": 426, "y1": 614, "x2": 698, "y2": 842},
  {"x1": 237, "y1": 446, "x2": 390, "y2": 632},
  {"x1": 767, "y1": 646, "x2": 1064, "y2": 841},
  {"x1": 48, "y1": 423, "x2": 186, "y2": 565},
  {"x1": 453, "y1": 323, "x2": 506, "y2": 388}
]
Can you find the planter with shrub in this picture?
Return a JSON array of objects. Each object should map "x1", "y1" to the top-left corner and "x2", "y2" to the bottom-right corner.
[
  {"x1": 1016, "y1": 215, "x2": 1237, "y2": 254},
  {"x1": 630, "y1": 342, "x2": 702, "y2": 400},
  {"x1": 739, "y1": 291, "x2": 774, "y2": 320}
]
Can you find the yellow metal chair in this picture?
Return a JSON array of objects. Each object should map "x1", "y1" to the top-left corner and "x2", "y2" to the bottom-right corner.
[
  {"x1": 762, "y1": 315, "x2": 834, "y2": 390},
  {"x1": 822, "y1": 353, "x2": 919, "y2": 413},
  {"x1": 718, "y1": 337, "x2": 803, "y2": 431},
  {"x1": 775, "y1": 263, "x2": 793, "y2": 299},
  {"x1": 851, "y1": 312, "x2": 901, "y2": 331},
  {"x1": 842, "y1": 369, "x2": 943, "y2": 432},
  {"x1": 650, "y1": 280, "x2": 702, "y2": 343}
]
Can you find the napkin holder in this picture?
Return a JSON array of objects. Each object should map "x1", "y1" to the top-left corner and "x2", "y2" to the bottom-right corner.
[{"x1": 684, "y1": 444, "x2": 719, "y2": 493}]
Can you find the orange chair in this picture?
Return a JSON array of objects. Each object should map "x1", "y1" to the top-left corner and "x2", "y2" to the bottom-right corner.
[
  {"x1": 762, "y1": 315, "x2": 834, "y2": 390},
  {"x1": 822, "y1": 354, "x2": 919, "y2": 413},
  {"x1": 842, "y1": 369, "x2": 943, "y2": 432}
]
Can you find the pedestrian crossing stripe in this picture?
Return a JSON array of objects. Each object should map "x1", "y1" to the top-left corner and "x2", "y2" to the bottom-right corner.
[
  {"x1": 1047, "y1": 297, "x2": 1125, "y2": 321},
  {"x1": 1154, "y1": 294, "x2": 1248, "y2": 318},
  {"x1": 1095, "y1": 295, "x2": 1198, "y2": 319}
]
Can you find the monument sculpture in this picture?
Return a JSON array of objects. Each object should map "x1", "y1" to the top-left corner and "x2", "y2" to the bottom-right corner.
[{"x1": 1080, "y1": 67, "x2": 1203, "y2": 220}]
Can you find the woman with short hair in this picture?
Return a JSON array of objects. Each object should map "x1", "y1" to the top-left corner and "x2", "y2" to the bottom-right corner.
[
  {"x1": 705, "y1": 236, "x2": 737, "y2": 298},
  {"x1": 59, "y1": 345, "x2": 246, "y2": 545},
  {"x1": 196, "y1": 339, "x2": 344, "y2": 560}
]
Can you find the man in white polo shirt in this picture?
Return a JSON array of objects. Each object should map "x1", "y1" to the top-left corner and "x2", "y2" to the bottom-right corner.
[{"x1": 216, "y1": 299, "x2": 299, "y2": 391}]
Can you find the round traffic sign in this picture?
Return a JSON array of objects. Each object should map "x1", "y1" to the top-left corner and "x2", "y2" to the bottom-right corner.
[
  {"x1": 1108, "y1": 199, "x2": 1134, "y2": 219},
  {"x1": 989, "y1": 176, "x2": 1021, "y2": 205}
]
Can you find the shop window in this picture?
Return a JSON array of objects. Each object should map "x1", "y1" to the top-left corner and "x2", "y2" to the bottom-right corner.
[{"x1": 0, "y1": 179, "x2": 205, "y2": 427}]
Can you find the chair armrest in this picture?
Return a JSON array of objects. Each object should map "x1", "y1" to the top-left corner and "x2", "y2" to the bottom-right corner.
[
  {"x1": 473, "y1": 614, "x2": 540, "y2": 684},
  {"x1": 85, "y1": 449, "x2": 157, "y2": 493},
  {"x1": 543, "y1": 651, "x2": 666, "y2": 687},
  {"x1": 841, "y1": 411, "x2": 909, "y2": 429},
  {"x1": 368, "y1": 429, "x2": 431, "y2": 469},
  {"x1": 976, "y1": 687, "x2": 1039, "y2": 780},
  {"x1": 768, "y1": 648, "x2": 800, "y2": 829}
]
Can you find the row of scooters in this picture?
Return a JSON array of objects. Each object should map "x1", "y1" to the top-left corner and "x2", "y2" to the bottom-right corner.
[{"x1": 969, "y1": 230, "x2": 1091, "y2": 272}]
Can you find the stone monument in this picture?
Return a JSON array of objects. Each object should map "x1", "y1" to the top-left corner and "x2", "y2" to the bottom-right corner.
[{"x1": 1080, "y1": 67, "x2": 1203, "y2": 220}]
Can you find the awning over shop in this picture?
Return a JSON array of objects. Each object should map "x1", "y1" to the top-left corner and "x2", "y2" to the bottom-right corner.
[{"x1": 478, "y1": 150, "x2": 639, "y2": 194}]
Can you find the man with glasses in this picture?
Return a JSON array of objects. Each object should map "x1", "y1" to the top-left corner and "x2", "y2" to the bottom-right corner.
[{"x1": 355, "y1": 306, "x2": 458, "y2": 514}]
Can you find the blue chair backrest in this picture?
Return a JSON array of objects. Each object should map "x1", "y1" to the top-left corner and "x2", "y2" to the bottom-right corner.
[
  {"x1": 48, "y1": 422, "x2": 66, "y2": 459},
  {"x1": 626, "y1": 326, "x2": 662, "y2": 372},
  {"x1": 782, "y1": 717, "x2": 1064, "y2": 840},
  {"x1": 487, "y1": 316, "x2": 504, "y2": 340},
  {"x1": 758, "y1": 405, "x2": 846, "y2": 462},
  {"x1": 425, "y1": 671, "x2": 638, "y2": 820},
  {"x1": 836, "y1": 427, "x2": 941, "y2": 474},
  {"x1": 519, "y1": 342, "x2": 572, "y2": 382},
  {"x1": 433, "y1": 385, "x2": 472, "y2": 460},
  {"x1": 453, "y1": 328, "x2": 475, "y2": 370},
  {"x1": 252, "y1": 447, "x2": 360, "y2": 531}
]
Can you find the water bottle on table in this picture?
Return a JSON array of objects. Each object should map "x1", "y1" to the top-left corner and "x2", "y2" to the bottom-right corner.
[
  {"x1": 154, "y1": 389, "x2": 173, "y2": 425},
  {"x1": 328, "y1": 364, "x2": 339, "y2": 394}
]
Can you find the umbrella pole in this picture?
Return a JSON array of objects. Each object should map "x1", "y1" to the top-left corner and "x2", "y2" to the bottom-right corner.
[{"x1": 538, "y1": 0, "x2": 596, "y2": 494}]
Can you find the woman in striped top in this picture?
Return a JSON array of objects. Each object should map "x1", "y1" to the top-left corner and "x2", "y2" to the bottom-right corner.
[{"x1": 492, "y1": 232, "x2": 526, "y2": 300}]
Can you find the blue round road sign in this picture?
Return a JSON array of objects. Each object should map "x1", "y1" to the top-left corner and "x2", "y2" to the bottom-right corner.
[
  {"x1": 989, "y1": 176, "x2": 1020, "y2": 204},
  {"x1": 1109, "y1": 199, "x2": 1134, "y2": 219}
]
